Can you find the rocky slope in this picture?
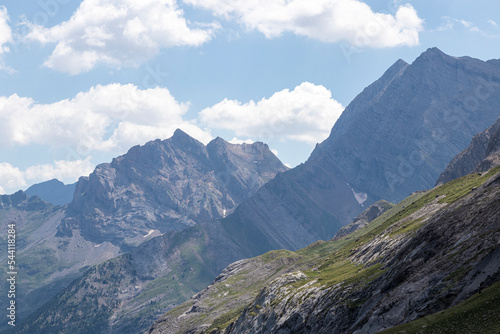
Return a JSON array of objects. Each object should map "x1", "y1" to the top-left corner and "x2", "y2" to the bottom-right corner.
[
  {"x1": 437, "y1": 117, "x2": 500, "y2": 185},
  {"x1": 59, "y1": 129, "x2": 287, "y2": 247},
  {"x1": 25, "y1": 179, "x2": 76, "y2": 206},
  {"x1": 148, "y1": 165, "x2": 500, "y2": 334}
]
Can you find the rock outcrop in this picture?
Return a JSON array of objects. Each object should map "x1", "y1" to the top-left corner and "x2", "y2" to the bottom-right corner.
[{"x1": 437, "y1": 117, "x2": 500, "y2": 185}]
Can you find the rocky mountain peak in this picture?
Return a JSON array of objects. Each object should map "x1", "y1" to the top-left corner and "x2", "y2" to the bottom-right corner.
[
  {"x1": 60, "y1": 131, "x2": 288, "y2": 246},
  {"x1": 170, "y1": 128, "x2": 205, "y2": 150},
  {"x1": 309, "y1": 48, "x2": 500, "y2": 203}
]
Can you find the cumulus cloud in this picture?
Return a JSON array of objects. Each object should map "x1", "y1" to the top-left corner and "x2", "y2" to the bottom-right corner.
[
  {"x1": 199, "y1": 82, "x2": 344, "y2": 145},
  {"x1": 0, "y1": 159, "x2": 94, "y2": 195},
  {"x1": 0, "y1": 83, "x2": 212, "y2": 155},
  {"x1": 184, "y1": 0, "x2": 423, "y2": 47},
  {"x1": 26, "y1": 0, "x2": 219, "y2": 74},
  {"x1": 24, "y1": 158, "x2": 94, "y2": 183},
  {"x1": 0, "y1": 163, "x2": 26, "y2": 194},
  {"x1": 229, "y1": 137, "x2": 254, "y2": 144}
]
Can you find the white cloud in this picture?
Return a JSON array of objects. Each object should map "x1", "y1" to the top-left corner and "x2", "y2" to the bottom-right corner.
[
  {"x1": 24, "y1": 158, "x2": 94, "y2": 183},
  {"x1": 0, "y1": 159, "x2": 94, "y2": 195},
  {"x1": 0, "y1": 6, "x2": 13, "y2": 72},
  {"x1": 184, "y1": 0, "x2": 423, "y2": 47},
  {"x1": 229, "y1": 137, "x2": 254, "y2": 144},
  {"x1": 0, "y1": 83, "x2": 212, "y2": 155},
  {"x1": 459, "y1": 19, "x2": 472, "y2": 28},
  {"x1": 489, "y1": 19, "x2": 498, "y2": 27},
  {"x1": 436, "y1": 17, "x2": 488, "y2": 35},
  {"x1": 0, "y1": 163, "x2": 26, "y2": 194},
  {"x1": 26, "y1": 0, "x2": 219, "y2": 74},
  {"x1": 0, "y1": 6, "x2": 11, "y2": 54},
  {"x1": 199, "y1": 82, "x2": 344, "y2": 145}
]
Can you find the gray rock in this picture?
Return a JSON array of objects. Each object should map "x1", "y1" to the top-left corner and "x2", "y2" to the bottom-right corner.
[{"x1": 437, "y1": 117, "x2": 500, "y2": 185}]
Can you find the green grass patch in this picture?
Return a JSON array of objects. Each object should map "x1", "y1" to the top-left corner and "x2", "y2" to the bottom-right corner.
[
  {"x1": 206, "y1": 306, "x2": 245, "y2": 332},
  {"x1": 390, "y1": 217, "x2": 425, "y2": 236}
]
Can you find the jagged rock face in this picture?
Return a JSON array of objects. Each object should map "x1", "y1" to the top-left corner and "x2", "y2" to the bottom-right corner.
[
  {"x1": 25, "y1": 179, "x2": 76, "y2": 206},
  {"x1": 437, "y1": 117, "x2": 500, "y2": 185},
  {"x1": 311, "y1": 47, "x2": 500, "y2": 203},
  {"x1": 59, "y1": 129, "x2": 287, "y2": 245}
]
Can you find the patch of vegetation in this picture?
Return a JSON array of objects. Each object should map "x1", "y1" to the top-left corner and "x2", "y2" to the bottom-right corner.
[
  {"x1": 206, "y1": 306, "x2": 245, "y2": 332},
  {"x1": 390, "y1": 217, "x2": 425, "y2": 236},
  {"x1": 378, "y1": 279, "x2": 500, "y2": 334}
]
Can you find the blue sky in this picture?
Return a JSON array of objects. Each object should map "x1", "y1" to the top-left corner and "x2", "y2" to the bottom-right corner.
[{"x1": 0, "y1": 0, "x2": 499, "y2": 194}]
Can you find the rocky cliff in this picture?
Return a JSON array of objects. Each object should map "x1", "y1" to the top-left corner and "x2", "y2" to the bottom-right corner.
[{"x1": 332, "y1": 200, "x2": 394, "y2": 241}]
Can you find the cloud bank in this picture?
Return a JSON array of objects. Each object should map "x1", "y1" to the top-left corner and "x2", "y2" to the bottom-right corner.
[
  {"x1": 184, "y1": 0, "x2": 423, "y2": 47},
  {"x1": 27, "y1": 0, "x2": 219, "y2": 74},
  {"x1": 199, "y1": 82, "x2": 344, "y2": 144}
]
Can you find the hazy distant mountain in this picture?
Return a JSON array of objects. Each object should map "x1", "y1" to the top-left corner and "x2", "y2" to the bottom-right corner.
[{"x1": 25, "y1": 179, "x2": 76, "y2": 206}]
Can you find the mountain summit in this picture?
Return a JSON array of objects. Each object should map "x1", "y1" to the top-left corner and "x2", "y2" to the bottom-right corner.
[
  {"x1": 311, "y1": 47, "x2": 500, "y2": 204},
  {"x1": 59, "y1": 130, "x2": 287, "y2": 246}
]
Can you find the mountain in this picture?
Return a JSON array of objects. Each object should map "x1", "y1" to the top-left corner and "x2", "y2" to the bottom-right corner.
[
  {"x1": 147, "y1": 164, "x2": 500, "y2": 334},
  {"x1": 310, "y1": 47, "x2": 500, "y2": 204},
  {"x1": 437, "y1": 117, "x2": 500, "y2": 184},
  {"x1": 199, "y1": 47, "x2": 500, "y2": 252},
  {"x1": 25, "y1": 179, "x2": 76, "y2": 206},
  {"x1": 11, "y1": 48, "x2": 500, "y2": 334},
  {"x1": 0, "y1": 131, "x2": 287, "y2": 333},
  {"x1": 58, "y1": 129, "x2": 287, "y2": 248}
]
